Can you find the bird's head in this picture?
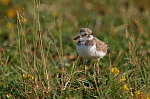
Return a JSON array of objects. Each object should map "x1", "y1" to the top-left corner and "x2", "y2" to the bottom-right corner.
[{"x1": 74, "y1": 28, "x2": 93, "y2": 41}]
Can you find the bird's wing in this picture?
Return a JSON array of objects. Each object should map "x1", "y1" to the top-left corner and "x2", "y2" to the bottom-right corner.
[{"x1": 93, "y1": 37, "x2": 108, "y2": 52}]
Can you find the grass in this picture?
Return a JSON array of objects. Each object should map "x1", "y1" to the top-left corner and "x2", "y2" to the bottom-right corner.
[{"x1": 0, "y1": 0, "x2": 150, "y2": 98}]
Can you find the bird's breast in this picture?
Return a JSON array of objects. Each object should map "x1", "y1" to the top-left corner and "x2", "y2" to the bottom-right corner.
[{"x1": 76, "y1": 44, "x2": 97, "y2": 59}]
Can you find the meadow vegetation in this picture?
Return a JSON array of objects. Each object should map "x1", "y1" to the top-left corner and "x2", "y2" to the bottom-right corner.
[{"x1": 0, "y1": 0, "x2": 150, "y2": 98}]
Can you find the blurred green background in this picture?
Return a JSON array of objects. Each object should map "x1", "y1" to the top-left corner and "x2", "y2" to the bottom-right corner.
[
  {"x1": 1, "y1": 0, "x2": 150, "y2": 70},
  {"x1": 0, "y1": 0, "x2": 150, "y2": 57}
]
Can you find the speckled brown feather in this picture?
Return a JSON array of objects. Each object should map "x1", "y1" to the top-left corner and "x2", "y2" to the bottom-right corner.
[
  {"x1": 77, "y1": 37, "x2": 108, "y2": 52},
  {"x1": 93, "y1": 37, "x2": 108, "y2": 52}
]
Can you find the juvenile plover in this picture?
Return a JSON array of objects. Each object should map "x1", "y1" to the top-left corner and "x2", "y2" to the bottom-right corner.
[{"x1": 74, "y1": 28, "x2": 108, "y2": 74}]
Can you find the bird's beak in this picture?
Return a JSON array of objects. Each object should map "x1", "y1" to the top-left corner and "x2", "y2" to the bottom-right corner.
[{"x1": 74, "y1": 35, "x2": 81, "y2": 40}]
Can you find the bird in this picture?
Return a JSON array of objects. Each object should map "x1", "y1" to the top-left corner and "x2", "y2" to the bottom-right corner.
[{"x1": 74, "y1": 28, "x2": 108, "y2": 74}]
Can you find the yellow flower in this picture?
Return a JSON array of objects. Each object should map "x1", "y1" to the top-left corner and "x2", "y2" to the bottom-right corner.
[
  {"x1": 23, "y1": 74, "x2": 34, "y2": 80},
  {"x1": 85, "y1": 65, "x2": 89, "y2": 70},
  {"x1": 0, "y1": 0, "x2": 10, "y2": 5},
  {"x1": 20, "y1": 17, "x2": 27, "y2": 24},
  {"x1": 6, "y1": 94, "x2": 12, "y2": 98},
  {"x1": 123, "y1": 84, "x2": 129, "y2": 90},
  {"x1": 134, "y1": 91, "x2": 150, "y2": 99},
  {"x1": 143, "y1": 94, "x2": 150, "y2": 99},
  {"x1": 7, "y1": 10, "x2": 16, "y2": 18},
  {"x1": 130, "y1": 92, "x2": 134, "y2": 96},
  {"x1": 7, "y1": 23, "x2": 14, "y2": 29},
  {"x1": 111, "y1": 68, "x2": 120, "y2": 76},
  {"x1": 119, "y1": 76, "x2": 126, "y2": 81},
  {"x1": 23, "y1": 74, "x2": 28, "y2": 79},
  {"x1": 145, "y1": 96, "x2": 150, "y2": 99},
  {"x1": 134, "y1": 91, "x2": 142, "y2": 95}
]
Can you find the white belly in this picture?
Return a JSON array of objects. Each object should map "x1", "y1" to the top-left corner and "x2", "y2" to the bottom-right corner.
[{"x1": 76, "y1": 45, "x2": 106, "y2": 59}]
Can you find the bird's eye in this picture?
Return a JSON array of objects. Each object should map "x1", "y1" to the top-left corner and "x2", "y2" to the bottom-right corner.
[
  {"x1": 81, "y1": 33, "x2": 88, "y2": 37},
  {"x1": 84, "y1": 34, "x2": 87, "y2": 36}
]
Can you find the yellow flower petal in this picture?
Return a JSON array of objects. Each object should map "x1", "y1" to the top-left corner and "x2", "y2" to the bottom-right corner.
[
  {"x1": 6, "y1": 94, "x2": 12, "y2": 98},
  {"x1": 123, "y1": 84, "x2": 129, "y2": 90},
  {"x1": 146, "y1": 97, "x2": 150, "y2": 99},
  {"x1": 85, "y1": 65, "x2": 89, "y2": 70},
  {"x1": 119, "y1": 76, "x2": 126, "y2": 81},
  {"x1": 23, "y1": 74, "x2": 34, "y2": 80},
  {"x1": 20, "y1": 17, "x2": 27, "y2": 24},
  {"x1": 130, "y1": 92, "x2": 134, "y2": 96},
  {"x1": 7, "y1": 10, "x2": 16, "y2": 18},
  {"x1": 7, "y1": 23, "x2": 14, "y2": 29},
  {"x1": 23, "y1": 74, "x2": 28, "y2": 79},
  {"x1": 28, "y1": 75, "x2": 34, "y2": 80},
  {"x1": 134, "y1": 91, "x2": 141, "y2": 95},
  {"x1": 111, "y1": 68, "x2": 120, "y2": 76}
]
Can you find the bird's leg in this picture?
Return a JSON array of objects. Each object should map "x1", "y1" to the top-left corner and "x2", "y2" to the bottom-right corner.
[
  {"x1": 95, "y1": 58, "x2": 100, "y2": 76},
  {"x1": 83, "y1": 59, "x2": 88, "y2": 74}
]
